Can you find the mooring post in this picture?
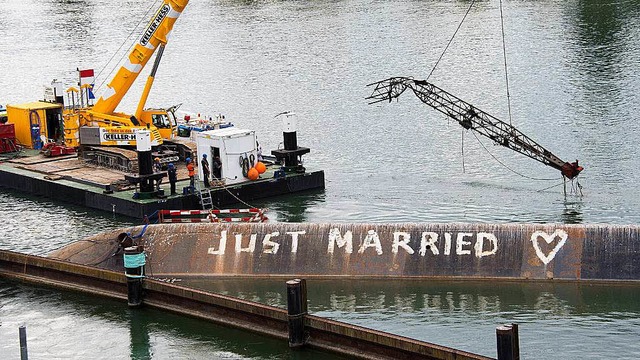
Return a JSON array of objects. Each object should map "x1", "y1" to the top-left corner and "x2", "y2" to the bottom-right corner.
[
  {"x1": 286, "y1": 278, "x2": 307, "y2": 348},
  {"x1": 124, "y1": 245, "x2": 146, "y2": 308},
  {"x1": 19, "y1": 325, "x2": 28, "y2": 360},
  {"x1": 298, "y1": 278, "x2": 308, "y2": 314},
  {"x1": 496, "y1": 323, "x2": 520, "y2": 360}
]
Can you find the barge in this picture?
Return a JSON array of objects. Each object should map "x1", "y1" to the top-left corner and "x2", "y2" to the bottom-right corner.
[
  {"x1": 0, "y1": 0, "x2": 324, "y2": 218},
  {"x1": 0, "y1": 131, "x2": 324, "y2": 219}
]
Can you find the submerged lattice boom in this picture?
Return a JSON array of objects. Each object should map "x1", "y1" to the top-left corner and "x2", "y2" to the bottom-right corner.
[{"x1": 367, "y1": 77, "x2": 583, "y2": 179}]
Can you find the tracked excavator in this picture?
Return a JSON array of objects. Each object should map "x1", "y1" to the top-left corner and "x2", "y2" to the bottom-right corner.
[
  {"x1": 4, "y1": 0, "x2": 191, "y2": 171},
  {"x1": 367, "y1": 77, "x2": 583, "y2": 183}
]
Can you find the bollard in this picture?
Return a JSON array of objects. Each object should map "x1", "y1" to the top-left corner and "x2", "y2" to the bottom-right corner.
[
  {"x1": 286, "y1": 279, "x2": 307, "y2": 348},
  {"x1": 124, "y1": 245, "x2": 146, "y2": 308},
  {"x1": 297, "y1": 278, "x2": 308, "y2": 314},
  {"x1": 496, "y1": 323, "x2": 520, "y2": 360},
  {"x1": 19, "y1": 325, "x2": 28, "y2": 360}
]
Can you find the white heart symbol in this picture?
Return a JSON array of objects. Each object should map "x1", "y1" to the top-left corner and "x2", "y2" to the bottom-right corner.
[{"x1": 531, "y1": 229, "x2": 568, "y2": 265}]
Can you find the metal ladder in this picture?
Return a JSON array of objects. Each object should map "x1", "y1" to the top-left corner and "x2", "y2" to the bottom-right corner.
[{"x1": 196, "y1": 187, "x2": 213, "y2": 210}]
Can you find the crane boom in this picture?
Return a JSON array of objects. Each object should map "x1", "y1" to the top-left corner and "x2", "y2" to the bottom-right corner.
[
  {"x1": 366, "y1": 77, "x2": 583, "y2": 179},
  {"x1": 92, "y1": 0, "x2": 189, "y2": 115}
]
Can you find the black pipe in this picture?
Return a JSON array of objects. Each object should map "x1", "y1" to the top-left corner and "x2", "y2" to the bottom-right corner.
[
  {"x1": 138, "y1": 151, "x2": 152, "y2": 175},
  {"x1": 286, "y1": 279, "x2": 306, "y2": 348},
  {"x1": 283, "y1": 131, "x2": 298, "y2": 151},
  {"x1": 124, "y1": 245, "x2": 145, "y2": 308},
  {"x1": 138, "y1": 150, "x2": 154, "y2": 193},
  {"x1": 19, "y1": 325, "x2": 28, "y2": 360},
  {"x1": 496, "y1": 324, "x2": 520, "y2": 360}
]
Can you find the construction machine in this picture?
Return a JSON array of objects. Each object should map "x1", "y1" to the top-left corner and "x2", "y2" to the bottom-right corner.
[
  {"x1": 6, "y1": 0, "x2": 190, "y2": 171},
  {"x1": 367, "y1": 77, "x2": 583, "y2": 184}
]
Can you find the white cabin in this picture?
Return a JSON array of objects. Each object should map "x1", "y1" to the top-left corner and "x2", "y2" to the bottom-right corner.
[{"x1": 195, "y1": 128, "x2": 257, "y2": 185}]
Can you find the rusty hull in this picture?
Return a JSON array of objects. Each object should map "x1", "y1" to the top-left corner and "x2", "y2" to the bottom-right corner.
[{"x1": 48, "y1": 223, "x2": 640, "y2": 281}]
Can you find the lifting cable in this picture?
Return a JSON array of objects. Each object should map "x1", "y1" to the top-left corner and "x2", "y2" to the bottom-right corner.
[
  {"x1": 210, "y1": 173, "x2": 260, "y2": 210},
  {"x1": 457, "y1": 1, "x2": 556, "y2": 183},
  {"x1": 470, "y1": 131, "x2": 559, "y2": 181},
  {"x1": 461, "y1": 129, "x2": 466, "y2": 173},
  {"x1": 426, "y1": 0, "x2": 476, "y2": 81},
  {"x1": 536, "y1": 178, "x2": 582, "y2": 196},
  {"x1": 536, "y1": 181, "x2": 565, "y2": 192},
  {"x1": 423, "y1": 0, "x2": 476, "y2": 173},
  {"x1": 94, "y1": 0, "x2": 162, "y2": 93},
  {"x1": 499, "y1": 0, "x2": 514, "y2": 126}
]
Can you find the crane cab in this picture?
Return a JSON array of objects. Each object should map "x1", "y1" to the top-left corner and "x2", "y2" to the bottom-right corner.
[{"x1": 139, "y1": 108, "x2": 177, "y2": 140}]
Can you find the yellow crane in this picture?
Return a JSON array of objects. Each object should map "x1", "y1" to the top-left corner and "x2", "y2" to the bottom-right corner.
[{"x1": 6, "y1": 0, "x2": 189, "y2": 171}]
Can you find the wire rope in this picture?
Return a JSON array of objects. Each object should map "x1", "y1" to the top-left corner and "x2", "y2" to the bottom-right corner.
[
  {"x1": 461, "y1": 129, "x2": 466, "y2": 173},
  {"x1": 209, "y1": 173, "x2": 258, "y2": 209},
  {"x1": 426, "y1": 0, "x2": 476, "y2": 81},
  {"x1": 94, "y1": 0, "x2": 161, "y2": 93},
  {"x1": 470, "y1": 131, "x2": 559, "y2": 181},
  {"x1": 499, "y1": 0, "x2": 514, "y2": 126},
  {"x1": 536, "y1": 181, "x2": 566, "y2": 192}
]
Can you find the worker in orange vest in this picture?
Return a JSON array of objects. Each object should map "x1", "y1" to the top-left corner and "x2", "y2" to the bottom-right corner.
[{"x1": 186, "y1": 157, "x2": 195, "y2": 190}]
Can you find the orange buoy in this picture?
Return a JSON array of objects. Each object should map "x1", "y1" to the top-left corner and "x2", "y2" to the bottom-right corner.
[
  {"x1": 247, "y1": 167, "x2": 259, "y2": 180},
  {"x1": 255, "y1": 161, "x2": 266, "y2": 174}
]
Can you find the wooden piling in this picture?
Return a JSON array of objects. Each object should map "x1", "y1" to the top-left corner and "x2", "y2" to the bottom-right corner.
[
  {"x1": 0, "y1": 249, "x2": 492, "y2": 360},
  {"x1": 286, "y1": 279, "x2": 307, "y2": 348},
  {"x1": 496, "y1": 323, "x2": 519, "y2": 360}
]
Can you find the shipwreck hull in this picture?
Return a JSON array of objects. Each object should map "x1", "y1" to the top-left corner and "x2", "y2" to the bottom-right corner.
[{"x1": 49, "y1": 223, "x2": 640, "y2": 281}]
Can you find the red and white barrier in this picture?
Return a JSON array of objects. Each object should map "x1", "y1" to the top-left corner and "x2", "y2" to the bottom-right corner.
[{"x1": 158, "y1": 208, "x2": 267, "y2": 223}]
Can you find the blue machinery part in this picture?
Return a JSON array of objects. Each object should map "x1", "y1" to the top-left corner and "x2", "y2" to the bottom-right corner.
[{"x1": 29, "y1": 110, "x2": 42, "y2": 150}]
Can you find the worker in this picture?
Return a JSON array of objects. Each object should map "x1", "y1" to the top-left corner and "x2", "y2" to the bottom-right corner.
[
  {"x1": 201, "y1": 154, "x2": 210, "y2": 187},
  {"x1": 167, "y1": 163, "x2": 177, "y2": 195},
  {"x1": 213, "y1": 156, "x2": 222, "y2": 180},
  {"x1": 153, "y1": 157, "x2": 162, "y2": 191},
  {"x1": 186, "y1": 157, "x2": 195, "y2": 190},
  {"x1": 256, "y1": 141, "x2": 263, "y2": 161}
]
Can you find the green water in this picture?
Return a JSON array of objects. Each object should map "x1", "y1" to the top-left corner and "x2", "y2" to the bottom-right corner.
[
  {"x1": 2, "y1": 0, "x2": 640, "y2": 358},
  {"x1": 0, "y1": 278, "x2": 344, "y2": 359}
]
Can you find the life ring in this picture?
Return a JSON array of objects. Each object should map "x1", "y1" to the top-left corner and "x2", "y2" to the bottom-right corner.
[{"x1": 242, "y1": 158, "x2": 250, "y2": 177}]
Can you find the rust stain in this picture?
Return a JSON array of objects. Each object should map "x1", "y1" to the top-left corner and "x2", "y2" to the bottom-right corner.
[{"x1": 47, "y1": 223, "x2": 640, "y2": 282}]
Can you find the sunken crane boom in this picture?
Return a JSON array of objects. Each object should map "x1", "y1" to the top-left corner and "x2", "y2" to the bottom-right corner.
[{"x1": 366, "y1": 77, "x2": 583, "y2": 180}]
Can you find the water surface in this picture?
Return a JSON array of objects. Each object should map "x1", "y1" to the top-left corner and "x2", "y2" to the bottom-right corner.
[{"x1": 1, "y1": 0, "x2": 639, "y2": 358}]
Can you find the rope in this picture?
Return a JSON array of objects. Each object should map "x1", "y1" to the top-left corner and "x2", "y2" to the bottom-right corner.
[
  {"x1": 536, "y1": 181, "x2": 565, "y2": 192},
  {"x1": 470, "y1": 131, "x2": 559, "y2": 181},
  {"x1": 538, "y1": 177, "x2": 581, "y2": 195},
  {"x1": 143, "y1": 210, "x2": 160, "y2": 224},
  {"x1": 210, "y1": 173, "x2": 256, "y2": 209},
  {"x1": 94, "y1": 0, "x2": 161, "y2": 93},
  {"x1": 461, "y1": 129, "x2": 466, "y2": 173},
  {"x1": 130, "y1": 222, "x2": 149, "y2": 239},
  {"x1": 499, "y1": 0, "x2": 514, "y2": 126},
  {"x1": 426, "y1": 0, "x2": 476, "y2": 81}
]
